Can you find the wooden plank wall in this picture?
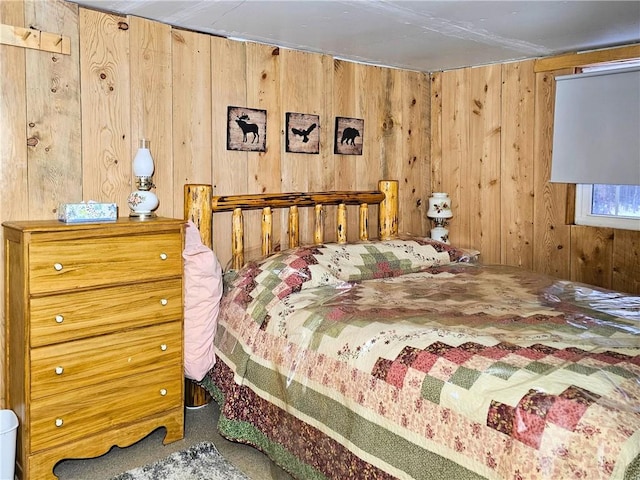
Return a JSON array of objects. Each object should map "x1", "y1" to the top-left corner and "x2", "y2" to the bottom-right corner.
[
  {"x1": 431, "y1": 53, "x2": 640, "y2": 295},
  {"x1": 0, "y1": 0, "x2": 429, "y2": 404}
]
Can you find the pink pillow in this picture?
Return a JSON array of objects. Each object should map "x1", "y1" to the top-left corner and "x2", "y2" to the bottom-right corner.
[{"x1": 183, "y1": 221, "x2": 223, "y2": 381}]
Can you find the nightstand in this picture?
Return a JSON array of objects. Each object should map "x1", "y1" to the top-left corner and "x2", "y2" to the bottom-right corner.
[{"x1": 3, "y1": 217, "x2": 185, "y2": 480}]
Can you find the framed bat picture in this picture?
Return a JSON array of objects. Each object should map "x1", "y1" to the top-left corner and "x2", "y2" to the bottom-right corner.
[
  {"x1": 227, "y1": 106, "x2": 267, "y2": 152},
  {"x1": 286, "y1": 112, "x2": 319, "y2": 154},
  {"x1": 334, "y1": 116, "x2": 363, "y2": 155}
]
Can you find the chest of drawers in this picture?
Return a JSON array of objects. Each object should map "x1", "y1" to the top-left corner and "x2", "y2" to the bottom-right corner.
[{"x1": 3, "y1": 218, "x2": 185, "y2": 480}]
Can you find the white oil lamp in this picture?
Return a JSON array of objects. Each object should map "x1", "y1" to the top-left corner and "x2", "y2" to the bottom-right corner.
[
  {"x1": 427, "y1": 192, "x2": 453, "y2": 243},
  {"x1": 128, "y1": 139, "x2": 159, "y2": 219}
]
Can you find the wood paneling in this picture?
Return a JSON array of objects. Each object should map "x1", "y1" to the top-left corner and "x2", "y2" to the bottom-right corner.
[
  {"x1": 334, "y1": 59, "x2": 358, "y2": 240},
  {"x1": 244, "y1": 42, "x2": 282, "y2": 257},
  {"x1": 334, "y1": 59, "x2": 358, "y2": 192},
  {"x1": 400, "y1": 70, "x2": 430, "y2": 237},
  {"x1": 210, "y1": 37, "x2": 246, "y2": 269},
  {"x1": 432, "y1": 58, "x2": 639, "y2": 295},
  {"x1": 532, "y1": 69, "x2": 572, "y2": 279},
  {"x1": 281, "y1": 48, "x2": 322, "y2": 246},
  {"x1": 171, "y1": 28, "x2": 212, "y2": 216},
  {"x1": 570, "y1": 226, "x2": 614, "y2": 288},
  {"x1": 429, "y1": 73, "x2": 443, "y2": 191},
  {"x1": 500, "y1": 60, "x2": 535, "y2": 269},
  {"x1": 359, "y1": 65, "x2": 383, "y2": 239},
  {"x1": 79, "y1": 8, "x2": 130, "y2": 208},
  {"x1": 438, "y1": 68, "x2": 468, "y2": 246},
  {"x1": 25, "y1": 0, "x2": 81, "y2": 219},
  {"x1": 431, "y1": 65, "x2": 503, "y2": 262},
  {"x1": 612, "y1": 229, "x2": 640, "y2": 294},
  {"x1": 469, "y1": 64, "x2": 502, "y2": 263},
  {"x1": 129, "y1": 16, "x2": 173, "y2": 217},
  {"x1": 0, "y1": 0, "x2": 29, "y2": 412}
]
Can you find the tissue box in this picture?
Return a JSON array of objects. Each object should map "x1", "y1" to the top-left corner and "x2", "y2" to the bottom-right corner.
[{"x1": 58, "y1": 202, "x2": 118, "y2": 223}]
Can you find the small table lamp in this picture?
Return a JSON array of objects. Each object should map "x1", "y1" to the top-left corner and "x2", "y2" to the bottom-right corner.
[
  {"x1": 427, "y1": 192, "x2": 452, "y2": 243},
  {"x1": 128, "y1": 139, "x2": 159, "y2": 219}
]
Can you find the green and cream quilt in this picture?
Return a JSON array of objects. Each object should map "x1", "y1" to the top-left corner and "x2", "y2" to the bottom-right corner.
[{"x1": 202, "y1": 239, "x2": 640, "y2": 480}]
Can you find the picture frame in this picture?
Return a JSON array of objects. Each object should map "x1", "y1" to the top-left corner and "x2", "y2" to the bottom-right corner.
[
  {"x1": 227, "y1": 106, "x2": 267, "y2": 152},
  {"x1": 285, "y1": 112, "x2": 320, "y2": 154},
  {"x1": 334, "y1": 116, "x2": 364, "y2": 155}
]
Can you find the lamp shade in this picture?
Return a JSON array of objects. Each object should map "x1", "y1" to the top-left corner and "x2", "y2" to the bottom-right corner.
[
  {"x1": 427, "y1": 193, "x2": 452, "y2": 219},
  {"x1": 133, "y1": 139, "x2": 154, "y2": 177}
]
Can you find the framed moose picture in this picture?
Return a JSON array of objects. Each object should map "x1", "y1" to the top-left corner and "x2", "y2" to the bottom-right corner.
[
  {"x1": 227, "y1": 106, "x2": 267, "y2": 152},
  {"x1": 334, "y1": 116, "x2": 363, "y2": 155}
]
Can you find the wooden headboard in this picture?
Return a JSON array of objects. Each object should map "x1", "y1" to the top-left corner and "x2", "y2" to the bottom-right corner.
[{"x1": 184, "y1": 180, "x2": 399, "y2": 269}]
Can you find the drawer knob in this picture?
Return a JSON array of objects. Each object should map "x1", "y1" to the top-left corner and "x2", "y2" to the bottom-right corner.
[
  {"x1": 55, "y1": 418, "x2": 64, "y2": 427},
  {"x1": 159, "y1": 253, "x2": 168, "y2": 260},
  {"x1": 160, "y1": 298, "x2": 168, "y2": 306},
  {"x1": 160, "y1": 388, "x2": 167, "y2": 396},
  {"x1": 160, "y1": 344, "x2": 167, "y2": 351},
  {"x1": 55, "y1": 315, "x2": 64, "y2": 324},
  {"x1": 55, "y1": 366, "x2": 64, "y2": 375},
  {"x1": 53, "y1": 263, "x2": 63, "y2": 271}
]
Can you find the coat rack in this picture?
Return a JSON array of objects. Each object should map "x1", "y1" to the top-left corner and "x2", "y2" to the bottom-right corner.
[{"x1": 0, "y1": 23, "x2": 70, "y2": 55}]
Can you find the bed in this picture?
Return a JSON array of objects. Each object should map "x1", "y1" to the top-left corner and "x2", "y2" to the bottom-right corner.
[{"x1": 183, "y1": 180, "x2": 640, "y2": 480}]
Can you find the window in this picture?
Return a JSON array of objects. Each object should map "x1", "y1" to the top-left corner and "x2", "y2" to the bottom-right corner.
[
  {"x1": 575, "y1": 184, "x2": 640, "y2": 230},
  {"x1": 562, "y1": 61, "x2": 640, "y2": 231}
]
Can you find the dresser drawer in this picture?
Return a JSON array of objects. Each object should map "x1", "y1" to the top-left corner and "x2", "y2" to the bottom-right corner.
[
  {"x1": 28, "y1": 232, "x2": 182, "y2": 294},
  {"x1": 30, "y1": 321, "x2": 182, "y2": 400},
  {"x1": 30, "y1": 367, "x2": 182, "y2": 452},
  {"x1": 29, "y1": 278, "x2": 182, "y2": 346}
]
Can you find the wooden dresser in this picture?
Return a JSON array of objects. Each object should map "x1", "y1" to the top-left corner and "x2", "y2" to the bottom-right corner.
[{"x1": 3, "y1": 217, "x2": 185, "y2": 480}]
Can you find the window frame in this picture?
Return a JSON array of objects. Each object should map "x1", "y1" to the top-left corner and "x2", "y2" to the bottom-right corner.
[{"x1": 575, "y1": 184, "x2": 640, "y2": 231}]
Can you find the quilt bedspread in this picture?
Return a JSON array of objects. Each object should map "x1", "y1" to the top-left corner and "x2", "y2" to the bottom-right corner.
[{"x1": 210, "y1": 240, "x2": 640, "y2": 480}]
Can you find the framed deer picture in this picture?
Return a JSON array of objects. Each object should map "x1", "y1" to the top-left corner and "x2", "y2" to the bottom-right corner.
[
  {"x1": 285, "y1": 112, "x2": 319, "y2": 154},
  {"x1": 227, "y1": 106, "x2": 267, "y2": 152}
]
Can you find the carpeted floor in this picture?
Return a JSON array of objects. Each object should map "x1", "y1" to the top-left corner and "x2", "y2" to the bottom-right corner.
[{"x1": 53, "y1": 402, "x2": 294, "y2": 480}]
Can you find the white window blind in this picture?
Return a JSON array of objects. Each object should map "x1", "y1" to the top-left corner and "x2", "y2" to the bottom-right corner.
[{"x1": 551, "y1": 66, "x2": 640, "y2": 185}]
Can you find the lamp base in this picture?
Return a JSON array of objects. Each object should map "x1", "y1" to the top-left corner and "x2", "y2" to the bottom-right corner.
[
  {"x1": 128, "y1": 189, "x2": 159, "y2": 219},
  {"x1": 430, "y1": 226, "x2": 450, "y2": 244},
  {"x1": 129, "y1": 212, "x2": 157, "y2": 220}
]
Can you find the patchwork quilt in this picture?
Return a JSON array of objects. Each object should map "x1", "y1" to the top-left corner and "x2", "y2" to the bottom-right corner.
[{"x1": 201, "y1": 240, "x2": 640, "y2": 480}]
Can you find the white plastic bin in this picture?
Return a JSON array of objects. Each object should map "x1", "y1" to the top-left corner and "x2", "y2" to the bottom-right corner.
[{"x1": 0, "y1": 410, "x2": 18, "y2": 480}]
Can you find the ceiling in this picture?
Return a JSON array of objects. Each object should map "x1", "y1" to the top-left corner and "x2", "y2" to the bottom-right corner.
[{"x1": 72, "y1": 1, "x2": 640, "y2": 72}]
